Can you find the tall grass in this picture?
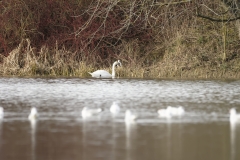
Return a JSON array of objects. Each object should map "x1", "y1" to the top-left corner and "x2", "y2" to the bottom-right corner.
[
  {"x1": 0, "y1": 0, "x2": 240, "y2": 78},
  {"x1": 0, "y1": 39, "x2": 91, "y2": 76}
]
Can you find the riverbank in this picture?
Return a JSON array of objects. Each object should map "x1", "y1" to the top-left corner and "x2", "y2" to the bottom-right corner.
[{"x1": 0, "y1": 39, "x2": 240, "y2": 79}]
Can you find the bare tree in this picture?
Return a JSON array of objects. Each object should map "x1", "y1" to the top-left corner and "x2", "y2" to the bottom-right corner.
[
  {"x1": 196, "y1": 0, "x2": 240, "y2": 38},
  {"x1": 221, "y1": 0, "x2": 240, "y2": 38}
]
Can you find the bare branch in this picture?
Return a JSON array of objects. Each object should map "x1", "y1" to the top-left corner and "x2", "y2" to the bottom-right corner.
[{"x1": 196, "y1": 6, "x2": 240, "y2": 22}]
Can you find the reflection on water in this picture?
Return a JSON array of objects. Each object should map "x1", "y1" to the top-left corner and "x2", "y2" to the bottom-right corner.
[
  {"x1": 230, "y1": 120, "x2": 240, "y2": 160},
  {"x1": 125, "y1": 121, "x2": 137, "y2": 160},
  {"x1": 30, "y1": 119, "x2": 37, "y2": 160},
  {"x1": 0, "y1": 119, "x2": 2, "y2": 159},
  {"x1": 110, "y1": 120, "x2": 120, "y2": 160},
  {"x1": 0, "y1": 78, "x2": 240, "y2": 160},
  {"x1": 230, "y1": 121, "x2": 236, "y2": 160}
]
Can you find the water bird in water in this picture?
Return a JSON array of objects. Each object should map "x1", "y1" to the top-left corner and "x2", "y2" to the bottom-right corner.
[
  {"x1": 88, "y1": 60, "x2": 122, "y2": 78},
  {"x1": 28, "y1": 107, "x2": 38, "y2": 120},
  {"x1": 0, "y1": 107, "x2": 4, "y2": 119},
  {"x1": 81, "y1": 107, "x2": 102, "y2": 118},
  {"x1": 125, "y1": 110, "x2": 137, "y2": 123},
  {"x1": 158, "y1": 106, "x2": 185, "y2": 118},
  {"x1": 230, "y1": 108, "x2": 240, "y2": 123},
  {"x1": 110, "y1": 102, "x2": 120, "y2": 114}
]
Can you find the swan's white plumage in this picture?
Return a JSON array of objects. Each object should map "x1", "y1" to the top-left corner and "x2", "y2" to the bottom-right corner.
[
  {"x1": 0, "y1": 107, "x2": 3, "y2": 119},
  {"x1": 230, "y1": 108, "x2": 240, "y2": 123},
  {"x1": 89, "y1": 70, "x2": 112, "y2": 78},
  {"x1": 158, "y1": 106, "x2": 185, "y2": 118},
  {"x1": 125, "y1": 110, "x2": 137, "y2": 123},
  {"x1": 81, "y1": 107, "x2": 102, "y2": 118},
  {"x1": 28, "y1": 107, "x2": 38, "y2": 120},
  {"x1": 158, "y1": 108, "x2": 171, "y2": 118},
  {"x1": 110, "y1": 102, "x2": 120, "y2": 114},
  {"x1": 89, "y1": 60, "x2": 122, "y2": 78}
]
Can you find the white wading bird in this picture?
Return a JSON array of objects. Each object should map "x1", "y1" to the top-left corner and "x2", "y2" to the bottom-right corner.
[
  {"x1": 230, "y1": 108, "x2": 240, "y2": 123},
  {"x1": 0, "y1": 107, "x2": 4, "y2": 119},
  {"x1": 125, "y1": 110, "x2": 137, "y2": 123},
  {"x1": 110, "y1": 102, "x2": 121, "y2": 114},
  {"x1": 28, "y1": 107, "x2": 38, "y2": 120},
  {"x1": 88, "y1": 60, "x2": 122, "y2": 78}
]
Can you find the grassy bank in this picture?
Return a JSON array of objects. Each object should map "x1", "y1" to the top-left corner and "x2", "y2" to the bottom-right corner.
[{"x1": 0, "y1": 0, "x2": 240, "y2": 78}]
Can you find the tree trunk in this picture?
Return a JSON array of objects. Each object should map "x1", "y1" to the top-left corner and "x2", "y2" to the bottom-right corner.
[{"x1": 236, "y1": 20, "x2": 240, "y2": 39}]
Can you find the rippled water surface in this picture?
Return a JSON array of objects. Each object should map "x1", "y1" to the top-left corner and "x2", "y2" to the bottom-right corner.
[{"x1": 0, "y1": 77, "x2": 240, "y2": 160}]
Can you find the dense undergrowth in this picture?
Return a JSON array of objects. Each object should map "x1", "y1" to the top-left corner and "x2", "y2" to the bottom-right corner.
[{"x1": 0, "y1": 0, "x2": 240, "y2": 78}]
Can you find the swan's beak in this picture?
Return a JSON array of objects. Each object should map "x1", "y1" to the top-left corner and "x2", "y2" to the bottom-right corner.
[{"x1": 118, "y1": 62, "x2": 122, "y2": 67}]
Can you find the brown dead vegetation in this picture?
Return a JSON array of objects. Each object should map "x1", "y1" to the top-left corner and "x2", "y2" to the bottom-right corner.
[{"x1": 0, "y1": 0, "x2": 240, "y2": 78}]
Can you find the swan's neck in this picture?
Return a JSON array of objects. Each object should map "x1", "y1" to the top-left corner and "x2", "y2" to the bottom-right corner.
[{"x1": 112, "y1": 61, "x2": 118, "y2": 78}]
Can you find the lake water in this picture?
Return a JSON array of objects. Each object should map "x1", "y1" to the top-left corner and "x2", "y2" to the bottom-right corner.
[{"x1": 0, "y1": 77, "x2": 240, "y2": 160}]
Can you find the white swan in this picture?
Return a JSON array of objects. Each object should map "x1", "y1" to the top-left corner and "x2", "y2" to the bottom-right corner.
[
  {"x1": 0, "y1": 107, "x2": 3, "y2": 119},
  {"x1": 158, "y1": 106, "x2": 185, "y2": 118},
  {"x1": 81, "y1": 107, "x2": 102, "y2": 118},
  {"x1": 28, "y1": 107, "x2": 38, "y2": 120},
  {"x1": 88, "y1": 60, "x2": 122, "y2": 78},
  {"x1": 230, "y1": 108, "x2": 240, "y2": 123},
  {"x1": 125, "y1": 110, "x2": 137, "y2": 123},
  {"x1": 110, "y1": 102, "x2": 120, "y2": 114}
]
